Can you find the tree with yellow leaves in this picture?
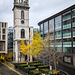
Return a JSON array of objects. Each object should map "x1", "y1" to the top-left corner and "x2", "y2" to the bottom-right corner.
[
  {"x1": 30, "y1": 31, "x2": 44, "y2": 57},
  {"x1": 20, "y1": 39, "x2": 31, "y2": 62},
  {"x1": 20, "y1": 31, "x2": 44, "y2": 62}
]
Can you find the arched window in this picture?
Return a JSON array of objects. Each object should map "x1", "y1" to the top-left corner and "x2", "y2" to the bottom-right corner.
[
  {"x1": 21, "y1": 29, "x2": 25, "y2": 38},
  {"x1": 21, "y1": 10, "x2": 24, "y2": 19}
]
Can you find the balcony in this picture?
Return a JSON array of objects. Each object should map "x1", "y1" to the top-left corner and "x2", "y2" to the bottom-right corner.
[
  {"x1": 55, "y1": 34, "x2": 61, "y2": 38},
  {"x1": 73, "y1": 32, "x2": 75, "y2": 36},
  {"x1": 50, "y1": 36, "x2": 54, "y2": 40},
  {"x1": 44, "y1": 37, "x2": 47, "y2": 39},
  {"x1": 41, "y1": 32, "x2": 43, "y2": 34},
  {"x1": 63, "y1": 24, "x2": 71, "y2": 29},
  {"x1": 63, "y1": 42, "x2": 71, "y2": 45},
  {"x1": 72, "y1": 13, "x2": 75, "y2": 17},
  {"x1": 55, "y1": 27, "x2": 61, "y2": 31},
  {"x1": 73, "y1": 42, "x2": 75, "y2": 47},
  {"x1": 50, "y1": 43, "x2": 54, "y2": 45},
  {"x1": 57, "y1": 42, "x2": 62, "y2": 45},
  {"x1": 72, "y1": 22, "x2": 75, "y2": 27},
  {"x1": 63, "y1": 33, "x2": 71, "y2": 37},
  {"x1": 44, "y1": 30, "x2": 48, "y2": 34}
]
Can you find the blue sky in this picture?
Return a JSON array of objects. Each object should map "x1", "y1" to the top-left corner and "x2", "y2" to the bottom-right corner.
[{"x1": 0, "y1": 0, "x2": 75, "y2": 28}]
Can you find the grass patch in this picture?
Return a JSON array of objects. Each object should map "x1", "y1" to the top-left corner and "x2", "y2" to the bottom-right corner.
[{"x1": 50, "y1": 69, "x2": 60, "y2": 74}]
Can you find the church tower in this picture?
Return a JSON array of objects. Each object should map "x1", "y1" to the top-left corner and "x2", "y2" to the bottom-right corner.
[{"x1": 13, "y1": 0, "x2": 33, "y2": 62}]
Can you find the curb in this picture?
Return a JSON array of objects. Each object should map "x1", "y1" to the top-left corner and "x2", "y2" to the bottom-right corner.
[
  {"x1": 59, "y1": 69, "x2": 69, "y2": 75},
  {"x1": 1, "y1": 62, "x2": 23, "y2": 75},
  {"x1": 59, "y1": 61, "x2": 75, "y2": 69}
]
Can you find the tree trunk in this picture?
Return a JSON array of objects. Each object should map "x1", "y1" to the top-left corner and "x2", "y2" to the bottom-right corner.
[
  {"x1": 49, "y1": 57, "x2": 51, "y2": 66},
  {"x1": 54, "y1": 55, "x2": 57, "y2": 71},
  {"x1": 43, "y1": 57, "x2": 45, "y2": 65},
  {"x1": 55, "y1": 62, "x2": 57, "y2": 71}
]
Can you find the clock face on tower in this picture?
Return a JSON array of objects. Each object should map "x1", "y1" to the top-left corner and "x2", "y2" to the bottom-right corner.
[{"x1": 21, "y1": 20, "x2": 24, "y2": 24}]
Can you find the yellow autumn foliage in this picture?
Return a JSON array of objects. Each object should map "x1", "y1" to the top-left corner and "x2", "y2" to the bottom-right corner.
[
  {"x1": 30, "y1": 32, "x2": 44, "y2": 57},
  {"x1": 20, "y1": 39, "x2": 31, "y2": 55},
  {"x1": 20, "y1": 31, "x2": 44, "y2": 58}
]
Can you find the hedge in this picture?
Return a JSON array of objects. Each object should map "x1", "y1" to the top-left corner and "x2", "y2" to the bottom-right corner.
[
  {"x1": 29, "y1": 70, "x2": 42, "y2": 75},
  {"x1": 38, "y1": 65, "x2": 49, "y2": 70},
  {"x1": 23, "y1": 67, "x2": 36, "y2": 73},
  {"x1": 14, "y1": 63, "x2": 26, "y2": 68},
  {"x1": 41, "y1": 69, "x2": 50, "y2": 73},
  {"x1": 30, "y1": 63, "x2": 43, "y2": 68},
  {"x1": 28, "y1": 61, "x2": 38, "y2": 65}
]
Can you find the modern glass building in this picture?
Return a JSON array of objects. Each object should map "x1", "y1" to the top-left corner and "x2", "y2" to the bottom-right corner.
[
  {"x1": 33, "y1": 28, "x2": 38, "y2": 33},
  {"x1": 38, "y1": 5, "x2": 75, "y2": 54},
  {"x1": 8, "y1": 27, "x2": 13, "y2": 50},
  {"x1": 38, "y1": 5, "x2": 75, "y2": 65}
]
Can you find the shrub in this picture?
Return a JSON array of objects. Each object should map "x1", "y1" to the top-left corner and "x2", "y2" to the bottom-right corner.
[
  {"x1": 41, "y1": 69, "x2": 50, "y2": 73},
  {"x1": 23, "y1": 67, "x2": 36, "y2": 73},
  {"x1": 38, "y1": 65, "x2": 49, "y2": 70},
  {"x1": 30, "y1": 63, "x2": 43, "y2": 68},
  {"x1": 19, "y1": 64, "x2": 28, "y2": 67},
  {"x1": 50, "y1": 70, "x2": 60, "y2": 75},
  {"x1": 28, "y1": 61, "x2": 38, "y2": 65},
  {"x1": 29, "y1": 70, "x2": 42, "y2": 75},
  {"x1": 14, "y1": 62, "x2": 26, "y2": 68}
]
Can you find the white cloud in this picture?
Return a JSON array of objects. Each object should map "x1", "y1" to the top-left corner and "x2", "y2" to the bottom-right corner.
[{"x1": 0, "y1": 0, "x2": 75, "y2": 28}]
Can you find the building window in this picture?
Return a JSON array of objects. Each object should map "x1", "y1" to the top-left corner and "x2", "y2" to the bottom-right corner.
[
  {"x1": 72, "y1": 9, "x2": 75, "y2": 17},
  {"x1": 55, "y1": 16, "x2": 61, "y2": 31},
  {"x1": 21, "y1": 10, "x2": 24, "y2": 19},
  {"x1": 5, "y1": 23, "x2": 6, "y2": 28},
  {"x1": 2, "y1": 23, "x2": 3, "y2": 27},
  {"x1": 40, "y1": 24, "x2": 43, "y2": 34},
  {"x1": 3, "y1": 29, "x2": 5, "y2": 34},
  {"x1": 49, "y1": 19, "x2": 54, "y2": 32},
  {"x1": 21, "y1": 20, "x2": 24, "y2": 24},
  {"x1": 63, "y1": 12, "x2": 71, "y2": 20},
  {"x1": 2, "y1": 35, "x2": 5, "y2": 40},
  {"x1": 44, "y1": 21, "x2": 48, "y2": 34},
  {"x1": 21, "y1": 29, "x2": 25, "y2": 38},
  {"x1": 0, "y1": 23, "x2": 1, "y2": 27}
]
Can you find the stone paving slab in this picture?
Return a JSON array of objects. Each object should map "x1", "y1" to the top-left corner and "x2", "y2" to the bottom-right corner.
[{"x1": 0, "y1": 63, "x2": 20, "y2": 75}]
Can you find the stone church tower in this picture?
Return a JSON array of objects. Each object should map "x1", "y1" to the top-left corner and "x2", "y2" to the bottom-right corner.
[{"x1": 13, "y1": 0, "x2": 33, "y2": 62}]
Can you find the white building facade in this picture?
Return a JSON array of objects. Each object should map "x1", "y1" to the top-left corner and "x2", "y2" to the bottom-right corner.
[
  {"x1": 0, "y1": 22, "x2": 8, "y2": 59},
  {"x1": 13, "y1": 0, "x2": 33, "y2": 62}
]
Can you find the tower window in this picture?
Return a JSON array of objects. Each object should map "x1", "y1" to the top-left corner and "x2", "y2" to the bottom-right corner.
[
  {"x1": 21, "y1": 10, "x2": 24, "y2": 19},
  {"x1": 21, "y1": 29, "x2": 25, "y2": 38},
  {"x1": 21, "y1": 20, "x2": 24, "y2": 24}
]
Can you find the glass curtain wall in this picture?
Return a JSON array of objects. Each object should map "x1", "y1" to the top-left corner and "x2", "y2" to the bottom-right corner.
[
  {"x1": 44, "y1": 21, "x2": 48, "y2": 39},
  {"x1": 40, "y1": 24, "x2": 44, "y2": 39},
  {"x1": 63, "y1": 12, "x2": 71, "y2": 29},
  {"x1": 72, "y1": 9, "x2": 75, "y2": 53},
  {"x1": 55, "y1": 16, "x2": 62, "y2": 52},
  {"x1": 63, "y1": 11, "x2": 72, "y2": 53},
  {"x1": 49, "y1": 19, "x2": 54, "y2": 40},
  {"x1": 49, "y1": 19, "x2": 54, "y2": 47}
]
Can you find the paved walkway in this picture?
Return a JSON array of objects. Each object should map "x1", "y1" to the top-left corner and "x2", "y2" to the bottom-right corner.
[
  {"x1": 0, "y1": 62, "x2": 26, "y2": 75},
  {"x1": 0, "y1": 63, "x2": 18, "y2": 75}
]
